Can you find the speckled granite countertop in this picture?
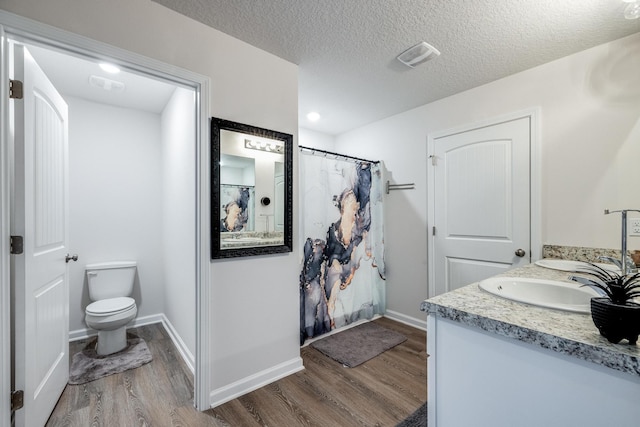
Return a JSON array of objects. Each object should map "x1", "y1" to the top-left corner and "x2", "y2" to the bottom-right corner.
[{"x1": 420, "y1": 263, "x2": 640, "y2": 378}]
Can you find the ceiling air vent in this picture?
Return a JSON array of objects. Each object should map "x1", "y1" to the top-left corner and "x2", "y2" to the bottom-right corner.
[
  {"x1": 89, "y1": 75, "x2": 125, "y2": 92},
  {"x1": 397, "y1": 42, "x2": 440, "y2": 68}
]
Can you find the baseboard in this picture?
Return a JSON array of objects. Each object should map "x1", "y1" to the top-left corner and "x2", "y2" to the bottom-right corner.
[
  {"x1": 69, "y1": 328, "x2": 94, "y2": 342},
  {"x1": 159, "y1": 315, "x2": 195, "y2": 374},
  {"x1": 209, "y1": 357, "x2": 305, "y2": 408},
  {"x1": 384, "y1": 310, "x2": 427, "y2": 331},
  {"x1": 68, "y1": 313, "x2": 195, "y2": 373},
  {"x1": 69, "y1": 313, "x2": 163, "y2": 341},
  {"x1": 131, "y1": 313, "x2": 166, "y2": 330}
]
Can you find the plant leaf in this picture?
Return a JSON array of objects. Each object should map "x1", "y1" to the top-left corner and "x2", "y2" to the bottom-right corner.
[{"x1": 569, "y1": 275, "x2": 613, "y2": 299}]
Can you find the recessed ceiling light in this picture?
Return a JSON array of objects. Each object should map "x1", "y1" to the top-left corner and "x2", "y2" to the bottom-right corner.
[
  {"x1": 99, "y1": 63, "x2": 120, "y2": 74},
  {"x1": 307, "y1": 112, "x2": 321, "y2": 122},
  {"x1": 624, "y1": 1, "x2": 640, "y2": 19}
]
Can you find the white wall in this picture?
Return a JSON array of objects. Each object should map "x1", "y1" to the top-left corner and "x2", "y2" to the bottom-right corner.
[
  {"x1": 69, "y1": 86, "x2": 197, "y2": 363},
  {"x1": 161, "y1": 87, "x2": 196, "y2": 361},
  {"x1": 253, "y1": 154, "x2": 278, "y2": 232},
  {"x1": 68, "y1": 96, "x2": 165, "y2": 333},
  {"x1": 336, "y1": 32, "x2": 640, "y2": 321},
  {"x1": 299, "y1": 128, "x2": 336, "y2": 151},
  {"x1": 1, "y1": 0, "x2": 300, "y2": 406},
  {"x1": 220, "y1": 166, "x2": 254, "y2": 186}
]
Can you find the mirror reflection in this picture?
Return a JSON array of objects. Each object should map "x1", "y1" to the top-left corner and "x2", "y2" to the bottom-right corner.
[
  {"x1": 220, "y1": 154, "x2": 255, "y2": 232},
  {"x1": 211, "y1": 118, "x2": 293, "y2": 259}
]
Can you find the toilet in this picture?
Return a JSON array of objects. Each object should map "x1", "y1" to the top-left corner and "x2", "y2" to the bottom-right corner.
[{"x1": 85, "y1": 261, "x2": 138, "y2": 356}]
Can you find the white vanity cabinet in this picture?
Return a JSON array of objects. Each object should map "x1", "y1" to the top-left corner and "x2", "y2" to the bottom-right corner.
[{"x1": 422, "y1": 264, "x2": 640, "y2": 427}]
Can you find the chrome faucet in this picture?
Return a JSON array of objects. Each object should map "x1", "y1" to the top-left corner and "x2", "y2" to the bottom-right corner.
[
  {"x1": 598, "y1": 255, "x2": 636, "y2": 274},
  {"x1": 604, "y1": 209, "x2": 640, "y2": 275}
]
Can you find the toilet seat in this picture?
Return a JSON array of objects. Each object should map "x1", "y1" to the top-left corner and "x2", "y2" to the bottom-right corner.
[{"x1": 86, "y1": 297, "x2": 136, "y2": 316}]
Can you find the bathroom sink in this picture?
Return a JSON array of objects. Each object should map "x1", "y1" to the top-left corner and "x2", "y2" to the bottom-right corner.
[
  {"x1": 534, "y1": 259, "x2": 619, "y2": 273},
  {"x1": 478, "y1": 277, "x2": 600, "y2": 314}
]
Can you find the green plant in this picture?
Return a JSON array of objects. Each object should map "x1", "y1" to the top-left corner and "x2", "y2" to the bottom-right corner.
[{"x1": 569, "y1": 263, "x2": 640, "y2": 305}]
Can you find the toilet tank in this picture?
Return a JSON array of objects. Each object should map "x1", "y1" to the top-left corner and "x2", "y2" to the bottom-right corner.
[{"x1": 86, "y1": 261, "x2": 137, "y2": 301}]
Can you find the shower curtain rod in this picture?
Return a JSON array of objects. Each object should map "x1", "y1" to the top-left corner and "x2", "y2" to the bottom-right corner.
[{"x1": 299, "y1": 145, "x2": 380, "y2": 164}]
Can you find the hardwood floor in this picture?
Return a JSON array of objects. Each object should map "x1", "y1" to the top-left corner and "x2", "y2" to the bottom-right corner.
[{"x1": 47, "y1": 317, "x2": 426, "y2": 426}]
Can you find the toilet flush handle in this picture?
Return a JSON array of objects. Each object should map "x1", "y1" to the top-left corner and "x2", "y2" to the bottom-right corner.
[{"x1": 65, "y1": 253, "x2": 79, "y2": 263}]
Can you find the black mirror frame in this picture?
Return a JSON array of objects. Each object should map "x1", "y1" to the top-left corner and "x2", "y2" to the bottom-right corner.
[{"x1": 211, "y1": 117, "x2": 293, "y2": 259}]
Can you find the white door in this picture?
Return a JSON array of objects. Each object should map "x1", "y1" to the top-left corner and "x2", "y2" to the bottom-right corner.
[
  {"x1": 11, "y1": 43, "x2": 69, "y2": 426},
  {"x1": 430, "y1": 117, "x2": 531, "y2": 295}
]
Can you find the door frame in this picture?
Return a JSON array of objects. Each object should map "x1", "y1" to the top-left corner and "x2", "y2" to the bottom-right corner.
[
  {"x1": 426, "y1": 108, "x2": 541, "y2": 298},
  {"x1": 0, "y1": 10, "x2": 212, "y2": 422},
  {"x1": 0, "y1": 23, "x2": 11, "y2": 427}
]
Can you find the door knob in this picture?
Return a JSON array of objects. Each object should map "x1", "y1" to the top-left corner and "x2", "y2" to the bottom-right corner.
[
  {"x1": 515, "y1": 249, "x2": 526, "y2": 257},
  {"x1": 65, "y1": 253, "x2": 79, "y2": 263}
]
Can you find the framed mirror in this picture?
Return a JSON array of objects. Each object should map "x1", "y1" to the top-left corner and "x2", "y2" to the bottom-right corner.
[{"x1": 211, "y1": 117, "x2": 293, "y2": 259}]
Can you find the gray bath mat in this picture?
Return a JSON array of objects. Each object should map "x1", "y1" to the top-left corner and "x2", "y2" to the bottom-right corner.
[
  {"x1": 68, "y1": 338, "x2": 152, "y2": 385},
  {"x1": 310, "y1": 322, "x2": 407, "y2": 367},
  {"x1": 397, "y1": 402, "x2": 427, "y2": 427}
]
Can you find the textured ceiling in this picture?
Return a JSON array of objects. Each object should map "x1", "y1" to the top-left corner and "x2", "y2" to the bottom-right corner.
[{"x1": 152, "y1": 0, "x2": 640, "y2": 135}]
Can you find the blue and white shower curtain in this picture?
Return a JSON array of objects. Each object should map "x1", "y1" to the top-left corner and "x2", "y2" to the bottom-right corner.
[{"x1": 299, "y1": 153, "x2": 385, "y2": 344}]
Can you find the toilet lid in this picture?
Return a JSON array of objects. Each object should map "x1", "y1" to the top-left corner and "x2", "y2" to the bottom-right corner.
[{"x1": 86, "y1": 297, "x2": 135, "y2": 315}]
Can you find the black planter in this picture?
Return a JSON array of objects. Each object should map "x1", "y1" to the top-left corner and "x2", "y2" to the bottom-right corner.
[{"x1": 590, "y1": 297, "x2": 640, "y2": 345}]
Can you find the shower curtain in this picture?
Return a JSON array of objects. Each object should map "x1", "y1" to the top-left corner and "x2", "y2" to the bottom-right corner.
[{"x1": 299, "y1": 152, "x2": 385, "y2": 344}]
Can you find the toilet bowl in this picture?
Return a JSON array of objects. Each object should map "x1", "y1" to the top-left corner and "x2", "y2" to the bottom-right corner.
[{"x1": 84, "y1": 261, "x2": 138, "y2": 356}]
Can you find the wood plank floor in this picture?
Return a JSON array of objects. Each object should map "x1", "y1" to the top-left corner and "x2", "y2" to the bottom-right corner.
[{"x1": 47, "y1": 317, "x2": 426, "y2": 426}]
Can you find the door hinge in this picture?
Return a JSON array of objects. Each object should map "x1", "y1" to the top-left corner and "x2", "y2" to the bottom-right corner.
[
  {"x1": 9, "y1": 79, "x2": 23, "y2": 99},
  {"x1": 432, "y1": 226, "x2": 436, "y2": 236},
  {"x1": 10, "y1": 235, "x2": 24, "y2": 254},
  {"x1": 11, "y1": 390, "x2": 24, "y2": 411}
]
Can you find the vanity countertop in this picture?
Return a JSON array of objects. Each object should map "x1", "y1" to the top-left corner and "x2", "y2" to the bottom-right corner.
[
  {"x1": 220, "y1": 232, "x2": 284, "y2": 248},
  {"x1": 421, "y1": 263, "x2": 640, "y2": 378}
]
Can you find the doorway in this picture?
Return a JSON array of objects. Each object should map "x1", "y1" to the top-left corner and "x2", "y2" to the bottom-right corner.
[
  {"x1": 25, "y1": 43, "x2": 197, "y2": 342},
  {"x1": 1, "y1": 18, "x2": 211, "y2": 425},
  {"x1": 427, "y1": 110, "x2": 541, "y2": 297}
]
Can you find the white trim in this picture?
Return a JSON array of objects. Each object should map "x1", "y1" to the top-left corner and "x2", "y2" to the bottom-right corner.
[
  {"x1": 68, "y1": 328, "x2": 94, "y2": 342},
  {"x1": 427, "y1": 129, "x2": 436, "y2": 298},
  {"x1": 159, "y1": 315, "x2": 195, "y2": 374},
  {"x1": 0, "y1": 9, "x2": 211, "y2": 416},
  {"x1": 426, "y1": 313, "x2": 437, "y2": 426},
  {"x1": 0, "y1": 23, "x2": 12, "y2": 427},
  {"x1": 194, "y1": 77, "x2": 211, "y2": 411},
  {"x1": 209, "y1": 357, "x2": 305, "y2": 408},
  {"x1": 426, "y1": 108, "x2": 541, "y2": 298},
  {"x1": 0, "y1": 11, "x2": 199, "y2": 89},
  {"x1": 68, "y1": 313, "x2": 165, "y2": 342},
  {"x1": 383, "y1": 310, "x2": 427, "y2": 331},
  {"x1": 529, "y1": 108, "x2": 542, "y2": 262}
]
